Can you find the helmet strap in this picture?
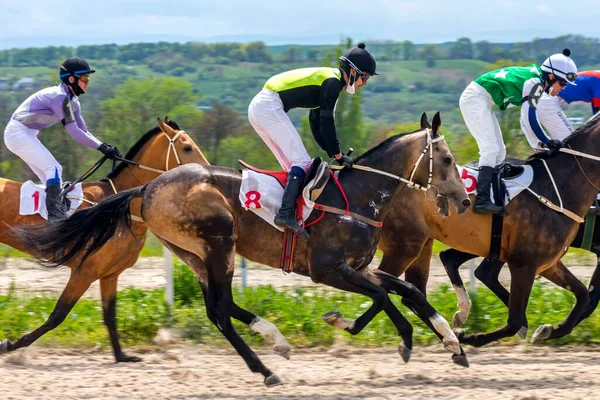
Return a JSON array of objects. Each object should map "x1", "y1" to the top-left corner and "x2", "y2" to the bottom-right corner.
[
  {"x1": 542, "y1": 72, "x2": 555, "y2": 94},
  {"x1": 68, "y1": 76, "x2": 85, "y2": 96},
  {"x1": 345, "y1": 69, "x2": 357, "y2": 95}
]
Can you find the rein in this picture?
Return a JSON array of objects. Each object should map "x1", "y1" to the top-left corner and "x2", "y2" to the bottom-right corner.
[
  {"x1": 518, "y1": 145, "x2": 600, "y2": 224},
  {"x1": 313, "y1": 129, "x2": 447, "y2": 228},
  {"x1": 64, "y1": 130, "x2": 188, "y2": 223}
]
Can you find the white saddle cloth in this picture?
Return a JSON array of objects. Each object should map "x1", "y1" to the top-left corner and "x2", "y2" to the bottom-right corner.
[
  {"x1": 458, "y1": 165, "x2": 534, "y2": 205},
  {"x1": 19, "y1": 181, "x2": 85, "y2": 220}
]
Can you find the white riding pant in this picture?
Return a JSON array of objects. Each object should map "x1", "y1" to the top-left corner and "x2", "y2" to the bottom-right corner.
[
  {"x1": 248, "y1": 88, "x2": 312, "y2": 172},
  {"x1": 460, "y1": 81, "x2": 505, "y2": 167},
  {"x1": 4, "y1": 119, "x2": 62, "y2": 184}
]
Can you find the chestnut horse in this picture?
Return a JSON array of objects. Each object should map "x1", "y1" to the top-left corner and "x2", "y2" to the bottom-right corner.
[
  {"x1": 0, "y1": 118, "x2": 208, "y2": 362},
  {"x1": 17, "y1": 113, "x2": 471, "y2": 386}
]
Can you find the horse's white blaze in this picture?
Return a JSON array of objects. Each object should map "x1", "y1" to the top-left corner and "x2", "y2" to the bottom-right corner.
[
  {"x1": 453, "y1": 284, "x2": 472, "y2": 322},
  {"x1": 250, "y1": 318, "x2": 289, "y2": 348}
]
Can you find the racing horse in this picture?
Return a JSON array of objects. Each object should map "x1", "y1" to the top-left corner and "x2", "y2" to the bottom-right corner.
[
  {"x1": 337, "y1": 115, "x2": 600, "y2": 348},
  {"x1": 0, "y1": 118, "x2": 208, "y2": 362},
  {"x1": 17, "y1": 112, "x2": 471, "y2": 386}
]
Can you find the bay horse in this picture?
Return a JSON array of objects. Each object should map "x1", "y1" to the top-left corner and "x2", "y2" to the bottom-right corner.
[
  {"x1": 17, "y1": 113, "x2": 471, "y2": 386},
  {"x1": 342, "y1": 115, "x2": 600, "y2": 348},
  {"x1": 0, "y1": 118, "x2": 208, "y2": 362},
  {"x1": 438, "y1": 210, "x2": 600, "y2": 342}
]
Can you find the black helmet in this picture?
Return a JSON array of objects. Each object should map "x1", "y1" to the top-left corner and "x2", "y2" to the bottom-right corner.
[
  {"x1": 59, "y1": 57, "x2": 95, "y2": 83},
  {"x1": 339, "y1": 43, "x2": 378, "y2": 76}
]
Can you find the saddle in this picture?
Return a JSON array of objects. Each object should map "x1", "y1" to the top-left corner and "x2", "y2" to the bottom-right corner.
[{"x1": 238, "y1": 158, "x2": 331, "y2": 273}]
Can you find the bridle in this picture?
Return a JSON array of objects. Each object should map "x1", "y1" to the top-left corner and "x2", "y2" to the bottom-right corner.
[{"x1": 330, "y1": 128, "x2": 447, "y2": 201}]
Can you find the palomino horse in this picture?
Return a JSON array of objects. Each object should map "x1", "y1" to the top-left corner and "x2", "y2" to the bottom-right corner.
[
  {"x1": 17, "y1": 113, "x2": 471, "y2": 386},
  {"x1": 438, "y1": 208, "x2": 600, "y2": 342},
  {"x1": 341, "y1": 115, "x2": 600, "y2": 348},
  {"x1": 0, "y1": 118, "x2": 208, "y2": 362}
]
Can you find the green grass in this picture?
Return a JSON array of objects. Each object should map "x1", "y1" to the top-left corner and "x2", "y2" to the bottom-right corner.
[{"x1": 1, "y1": 260, "x2": 599, "y2": 350}]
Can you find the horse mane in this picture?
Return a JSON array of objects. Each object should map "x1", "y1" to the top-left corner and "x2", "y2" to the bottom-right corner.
[
  {"x1": 103, "y1": 120, "x2": 180, "y2": 180},
  {"x1": 353, "y1": 128, "x2": 423, "y2": 164},
  {"x1": 527, "y1": 114, "x2": 600, "y2": 161}
]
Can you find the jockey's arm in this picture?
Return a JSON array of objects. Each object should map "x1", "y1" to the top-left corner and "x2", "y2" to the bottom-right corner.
[
  {"x1": 535, "y1": 94, "x2": 573, "y2": 142},
  {"x1": 312, "y1": 78, "x2": 343, "y2": 157},
  {"x1": 520, "y1": 80, "x2": 554, "y2": 148},
  {"x1": 58, "y1": 97, "x2": 102, "y2": 150}
]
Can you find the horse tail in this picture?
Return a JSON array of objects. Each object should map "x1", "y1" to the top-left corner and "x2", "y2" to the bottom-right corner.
[{"x1": 15, "y1": 184, "x2": 148, "y2": 269}]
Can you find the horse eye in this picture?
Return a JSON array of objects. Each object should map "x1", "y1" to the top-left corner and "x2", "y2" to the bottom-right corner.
[
  {"x1": 183, "y1": 145, "x2": 193, "y2": 152},
  {"x1": 443, "y1": 155, "x2": 453, "y2": 165}
]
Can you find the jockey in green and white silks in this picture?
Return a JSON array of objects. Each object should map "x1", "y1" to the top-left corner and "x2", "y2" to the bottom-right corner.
[
  {"x1": 460, "y1": 48, "x2": 577, "y2": 214},
  {"x1": 248, "y1": 43, "x2": 377, "y2": 236}
]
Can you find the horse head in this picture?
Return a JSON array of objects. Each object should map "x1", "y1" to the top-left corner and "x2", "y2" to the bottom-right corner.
[{"x1": 414, "y1": 112, "x2": 471, "y2": 215}]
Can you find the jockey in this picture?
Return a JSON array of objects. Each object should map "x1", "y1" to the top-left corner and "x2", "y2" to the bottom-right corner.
[
  {"x1": 3, "y1": 57, "x2": 122, "y2": 222},
  {"x1": 535, "y1": 70, "x2": 600, "y2": 141},
  {"x1": 459, "y1": 48, "x2": 577, "y2": 214},
  {"x1": 248, "y1": 43, "x2": 377, "y2": 235}
]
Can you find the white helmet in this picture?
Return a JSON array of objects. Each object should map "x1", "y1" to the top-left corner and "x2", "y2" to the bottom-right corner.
[{"x1": 541, "y1": 48, "x2": 578, "y2": 85}]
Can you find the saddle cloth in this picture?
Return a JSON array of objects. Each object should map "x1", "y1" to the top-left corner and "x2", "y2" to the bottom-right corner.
[
  {"x1": 19, "y1": 181, "x2": 85, "y2": 220},
  {"x1": 239, "y1": 161, "x2": 329, "y2": 231},
  {"x1": 458, "y1": 164, "x2": 534, "y2": 206}
]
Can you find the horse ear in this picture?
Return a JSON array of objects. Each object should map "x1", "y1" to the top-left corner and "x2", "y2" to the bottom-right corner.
[
  {"x1": 157, "y1": 117, "x2": 172, "y2": 135},
  {"x1": 420, "y1": 112, "x2": 431, "y2": 129},
  {"x1": 432, "y1": 112, "x2": 442, "y2": 136}
]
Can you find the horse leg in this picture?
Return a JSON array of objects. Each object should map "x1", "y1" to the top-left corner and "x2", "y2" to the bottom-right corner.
[
  {"x1": 1, "y1": 270, "x2": 93, "y2": 354},
  {"x1": 185, "y1": 236, "x2": 280, "y2": 387},
  {"x1": 164, "y1": 239, "x2": 292, "y2": 361},
  {"x1": 578, "y1": 256, "x2": 600, "y2": 323},
  {"x1": 204, "y1": 278, "x2": 281, "y2": 387},
  {"x1": 531, "y1": 261, "x2": 589, "y2": 342},
  {"x1": 318, "y1": 262, "x2": 390, "y2": 335},
  {"x1": 316, "y1": 263, "x2": 415, "y2": 360},
  {"x1": 474, "y1": 258, "x2": 529, "y2": 338},
  {"x1": 372, "y1": 270, "x2": 464, "y2": 359},
  {"x1": 199, "y1": 281, "x2": 291, "y2": 361},
  {"x1": 456, "y1": 264, "x2": 537, "y2": 347},
  {"x1": 439, "y1": 249, "x2": 478, "y2": 327},
  {"x1": 99, "y1": 275, "x2": 141, "y2": 362}
]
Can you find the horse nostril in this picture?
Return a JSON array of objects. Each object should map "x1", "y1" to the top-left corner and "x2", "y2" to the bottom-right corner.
[{"x1": 463, "y1": 199, "x2": 472, "y2": 207}]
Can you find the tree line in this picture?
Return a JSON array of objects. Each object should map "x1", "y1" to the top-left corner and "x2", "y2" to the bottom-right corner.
[{"x1": 1, "y1": 34, "x2": 600, "y2": 68}]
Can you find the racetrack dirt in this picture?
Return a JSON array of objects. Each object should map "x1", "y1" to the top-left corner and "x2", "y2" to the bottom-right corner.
[{"x1": 2, "y1": 344, "x2": 599, "y2": 399}]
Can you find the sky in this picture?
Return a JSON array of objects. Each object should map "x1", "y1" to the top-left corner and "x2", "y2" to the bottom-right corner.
[{"x1": 1, "y1": 0, "x2": 600, "y2": 49}]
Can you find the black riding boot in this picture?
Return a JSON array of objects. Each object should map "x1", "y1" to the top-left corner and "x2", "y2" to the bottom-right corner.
[
  {"x1": 473, "y1": 166, "x2": 503, "y2": 214},
  {"x1": 45, "y1": 182, "x2": 66, "y2": 222},
  {"x1": 274, "y1": 174, "x2": 304, "y2": 232}
]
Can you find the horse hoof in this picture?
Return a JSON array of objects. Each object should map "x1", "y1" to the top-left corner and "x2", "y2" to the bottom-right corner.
[
  {"x1": 398, "y1": 342, "x2": 411, "y2": 363},
  {"x1": 531, "y1": 324, "x2": 553, "y2": 343},
  {"x1": 274, "y1": 345, "x2": 291, "y2": 360},
  {"x1": 518, "y1": 326, "x2": 528, "y2": 340},
  {"x1": 443, "y1": 338, "x2": 462, "y2": 355},
  {"x1": 452, "y1": 353, "x2": 470, "y2": 368},
  {"x1": 0, "y1": 340, "x2": 8, "y2": 354},
  {"x1": 264, "y1": 373, "x2": 284, "y2": 387},
  {"x1": 322, "y1": 311, "x2": 342, "y2": 326},
  {"x1": 452, "y1": 311, "x2": 467, "y2": 328},
  {"x1": 321, "y1": 311, "x2": 353, "y2": 330},
  {"x1": 453, "y1": 328, "x2": 465, "y2": 341},
  {"x1": 117, "y1": 354, "x2": 142, "y2": 363}
]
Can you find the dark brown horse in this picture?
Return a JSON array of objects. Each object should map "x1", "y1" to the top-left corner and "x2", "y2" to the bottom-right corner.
[
  {"x1": 438, "y1": 208, "x2": 600, "y2": 342},
  {"x1": 17, "y1": 113, "x2": 471, "y2": 386},
  {"x1": 345, "y1": 116, "x2": 600, "y2": 348},
  {"x1": 0, "y1": 118, "x2": 208, "y2": 362}
]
